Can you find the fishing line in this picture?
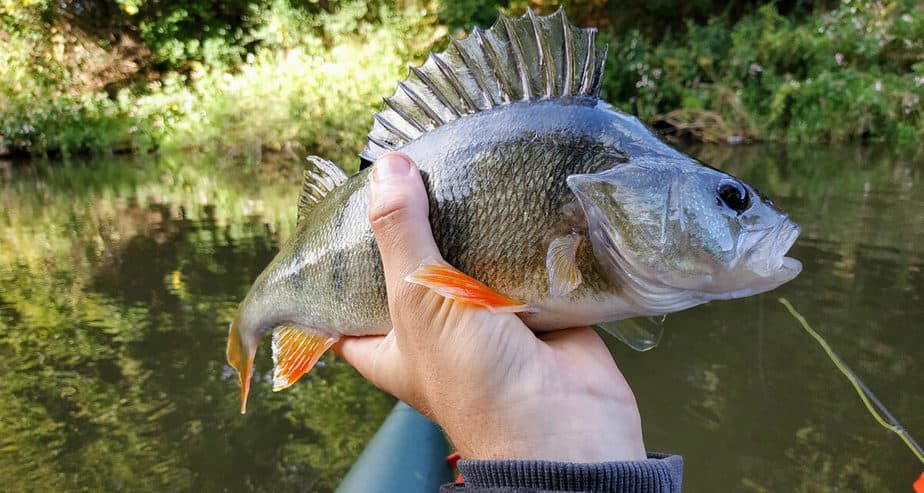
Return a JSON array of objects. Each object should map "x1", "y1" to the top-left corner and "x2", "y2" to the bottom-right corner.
[{"x1": 778, "y1": 298, "x2": 924, "y2": 466}]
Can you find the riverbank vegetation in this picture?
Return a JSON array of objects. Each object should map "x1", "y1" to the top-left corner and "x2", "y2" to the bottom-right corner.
[{"x1": 1, "y1": 0, "x2": 922, "y2": 158}]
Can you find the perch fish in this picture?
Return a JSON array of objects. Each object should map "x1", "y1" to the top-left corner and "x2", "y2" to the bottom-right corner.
[{"x1": 227, "y1": 9, "x2": 802, "y2": 412}]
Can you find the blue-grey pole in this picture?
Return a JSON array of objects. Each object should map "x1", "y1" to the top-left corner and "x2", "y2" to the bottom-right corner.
[{"x1": 336, "y1": 401, "x2": 453, "y2": 493}]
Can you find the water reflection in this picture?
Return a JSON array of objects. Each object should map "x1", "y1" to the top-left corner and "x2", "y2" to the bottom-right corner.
[
  {"x1": 620, "y1": 143, "x2": 924, "y2": 492},
  {"x1": 0, "y1": 145, "x2": 921, "y2": 492},
  {"x1": 0, "y1": 153, "x2": 393, "y2": 492}
]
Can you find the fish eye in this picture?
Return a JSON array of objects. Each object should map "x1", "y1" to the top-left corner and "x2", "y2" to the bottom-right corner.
[{"x1": 717, "y1": 179, "x2": 750, "y2": 214}]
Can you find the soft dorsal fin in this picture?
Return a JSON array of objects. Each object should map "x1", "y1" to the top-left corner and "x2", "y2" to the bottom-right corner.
[
  {"x1": 298, "y1": 156, "x2": 348, "y2": 225},
  {"x1": 360, "y1": 8, "x2": 608, "y2": 163}
]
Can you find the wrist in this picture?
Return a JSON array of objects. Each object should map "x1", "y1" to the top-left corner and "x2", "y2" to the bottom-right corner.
[{"x1": 441, "y1": 392, "x2": 646, "y2": 462}]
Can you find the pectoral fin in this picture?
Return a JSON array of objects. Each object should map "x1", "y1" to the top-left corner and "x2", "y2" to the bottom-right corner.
[
  {"x1": 595, "y1": 317, "x2": 665, "y2": 352},
  {"x1": 546, "y1": 233, "x2": 583, "y2": 297},
  {"x1": 272, "y1": 326, "x2": 338, "y2": 392},
  {"x1": 406, "y1": 260, "x2": 529, "y2": 313}
]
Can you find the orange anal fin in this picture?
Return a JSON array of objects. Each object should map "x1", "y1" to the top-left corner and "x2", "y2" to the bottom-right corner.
[
  {"x1": 914, "y1": 471, "x2": 924, "y2": 493},
  {"x1": 405, "y1": 260, "x2": 529, "y2": 313},
  {"x1": 271, "y1": 326, "x2": 338, "y2": 392}
]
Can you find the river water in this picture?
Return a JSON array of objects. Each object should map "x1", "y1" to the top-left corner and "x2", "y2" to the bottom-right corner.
[{"x1": 0, "y1": 144, "x2": 921, "y2": 492}]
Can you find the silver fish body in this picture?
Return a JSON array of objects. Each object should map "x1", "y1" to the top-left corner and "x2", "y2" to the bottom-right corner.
[
  {"x1": 238, "y1": 100, "x2": 689, "y2": 337},
  {"x1": 226, "y1": 9, "x2": 801, "y2": 411}
]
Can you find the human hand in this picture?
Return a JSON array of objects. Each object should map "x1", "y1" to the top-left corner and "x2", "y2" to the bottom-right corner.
[{"x1": 333, "y1": 152, "x2": 646, "y2": 462}]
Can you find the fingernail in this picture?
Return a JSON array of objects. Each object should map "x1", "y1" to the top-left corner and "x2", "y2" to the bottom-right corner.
[{"x1": 372, "y1": 153, "x2": 411, "y2": 182}]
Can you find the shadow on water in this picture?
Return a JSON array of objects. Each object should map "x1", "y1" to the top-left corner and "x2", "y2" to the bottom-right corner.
[{"x1": 0, "y1": 144, "x2": 921, "y2": 491}]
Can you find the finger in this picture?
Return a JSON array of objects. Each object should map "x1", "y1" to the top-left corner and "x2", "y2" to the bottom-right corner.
[
  {"x1": 542, "y1": 327, "x2": 632, "y2": 397},
  {"x1": 332, "y1": 333, "x2": 406, "y2": 396},
  {"x1": 367, "y1": 152, "x2": 442, "y2": 302},
  {"x1": 542, "y1": 327, "x2": 614, "y2": 364}
]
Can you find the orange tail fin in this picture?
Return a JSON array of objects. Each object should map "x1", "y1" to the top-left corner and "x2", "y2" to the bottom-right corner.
[
  {"x1": 226, "y1": 316, "x2": 255, "y2": 414},
  {"x1": 405, "y1": 260, "x2": 529, "y2": 313},
  {"x1": 271, "y1": 326, "x2": 338, "y2": 391}
]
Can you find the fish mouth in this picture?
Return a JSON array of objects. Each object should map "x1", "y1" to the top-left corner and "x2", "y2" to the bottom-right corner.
[
  {"x1": 772, "y1": 218, "x2": 802, "y2": 277},
  {"x1": 708, "y1": 219, "x2": 801, "y2": 301},
  {"x1": 778, "y1": 222, "x2": 802, "y2": 278},
  {"x1": 749, "y1": 216, "x2": 802, "y2": 282}
]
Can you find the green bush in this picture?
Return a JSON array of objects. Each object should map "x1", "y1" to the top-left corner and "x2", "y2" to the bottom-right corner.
[
  {"x1": 602, "y1": 1, "x2": 924, "y2": 143},
  {"x1": 1, "y1": 0, "x2": 923, "y2": 156},
  {"x1": 1, "y1": 0, "x2": 436, "y2": 160}
]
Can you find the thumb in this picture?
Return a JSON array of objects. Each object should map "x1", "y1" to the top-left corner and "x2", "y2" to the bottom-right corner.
[{"x1": 368, "y1": 152, "x2": 442, "y2": 297}]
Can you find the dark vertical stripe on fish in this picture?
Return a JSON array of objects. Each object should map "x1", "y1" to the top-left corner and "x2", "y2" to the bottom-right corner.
[{"x1": 331, "y1": 205, "x2": 347, "y2": 304}]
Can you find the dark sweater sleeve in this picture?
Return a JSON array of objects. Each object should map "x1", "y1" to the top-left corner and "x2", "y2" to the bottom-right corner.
[{"x1": 439, "y1": 454, "x2": 682, "y2": 493}]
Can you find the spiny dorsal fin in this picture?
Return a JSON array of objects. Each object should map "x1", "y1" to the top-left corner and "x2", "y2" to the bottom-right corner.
[
  {"x1": 360, "y1": 7, "x2": 607, "y2": 163},
  {"x1": 298, "y1": 156, "x2": 348, "y2": 225}
]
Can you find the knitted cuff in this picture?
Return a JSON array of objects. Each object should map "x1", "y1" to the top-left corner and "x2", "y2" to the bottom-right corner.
[{"x1": 456, "y1": 453, "x2": 683, "y2": 493}]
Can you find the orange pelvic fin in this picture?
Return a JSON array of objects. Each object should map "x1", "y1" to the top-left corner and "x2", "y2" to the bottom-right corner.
[
  {"x1": 405, "y1": 260, "x2": 530, "y2": 313},
  {"x1": 271, "y1": 326, "x2": 338, "y2": 392},
  {"x1": 914, "y1": 471, "x2": 924, "y2": 493}
]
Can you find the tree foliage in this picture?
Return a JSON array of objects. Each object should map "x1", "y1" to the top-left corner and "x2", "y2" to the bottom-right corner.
[{"x1": 1, "y1": 0, "x2": 922, "y2": 153}]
